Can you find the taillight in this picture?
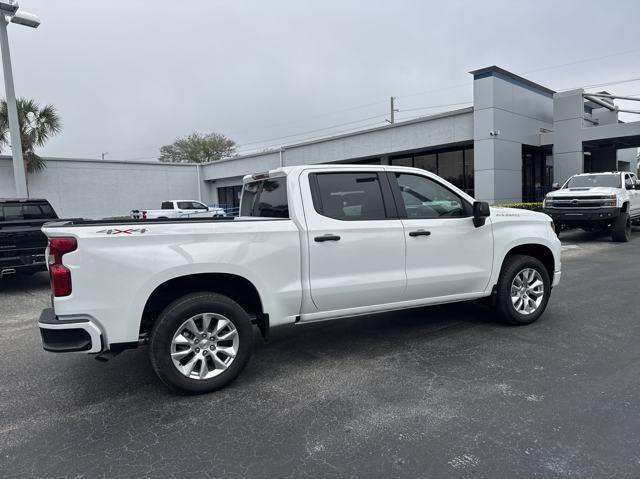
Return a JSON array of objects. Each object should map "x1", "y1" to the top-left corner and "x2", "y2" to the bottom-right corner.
[{"x1": 48, "y1": 237, "x2": 77, "y2": 297}]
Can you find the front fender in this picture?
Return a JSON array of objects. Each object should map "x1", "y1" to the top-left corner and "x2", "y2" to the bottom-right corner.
[{"x1": 487, "y1": 218, "x2": 561, "y2": 293}]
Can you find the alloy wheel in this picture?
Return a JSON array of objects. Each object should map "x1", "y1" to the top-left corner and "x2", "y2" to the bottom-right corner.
[
  {"x1": 170, "y1": 313, "x2": 239, "y2": 380},
  {"x1": 510, "y1": 268, "x2": 545, "y2": 315}
]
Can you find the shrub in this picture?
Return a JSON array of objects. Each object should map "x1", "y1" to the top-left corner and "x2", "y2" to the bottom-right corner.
[{"x1": 495, "y1": 202, "x2": 543, "y2": 212}]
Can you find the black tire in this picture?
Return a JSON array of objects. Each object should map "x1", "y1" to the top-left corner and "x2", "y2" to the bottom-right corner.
[
  {"x1": 611, "y1": 212, "x2": 631, "y2": 242},
  {"x1": 149, "y1": 292, "x2": 254, "y2": 394},
  {"x1": 554, "y1": 223, "x2": 562, "y2": 238},
  {"x1": 495, "y1": 255, "x2": 551, "y2": 325}
]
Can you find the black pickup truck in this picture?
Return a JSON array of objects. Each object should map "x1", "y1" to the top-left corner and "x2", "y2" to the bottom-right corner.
[{"x1": 0, "y1": 198, "x2": 59, "y2": 279}]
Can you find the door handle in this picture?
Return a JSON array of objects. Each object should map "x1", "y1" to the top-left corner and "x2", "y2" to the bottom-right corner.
[
  {"x1": 314, "y1": 234, "x2": 341, "y2": 242},
  {"x1": 409, "y1": 229, "x2": 431, "y2": 237}
]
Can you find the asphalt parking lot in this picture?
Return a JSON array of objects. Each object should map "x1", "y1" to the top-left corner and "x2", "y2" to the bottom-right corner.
[{"x1": 1, "y1": 229, "x2": 640, "y2": 478}]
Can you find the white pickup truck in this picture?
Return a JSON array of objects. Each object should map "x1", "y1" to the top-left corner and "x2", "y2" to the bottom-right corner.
[
  {"x1": 130, "y1": 200, "x2": 226, "y2": 220},
  {"x1": 38, "y1": 164, "x2": 561, "y2": 393},
  {"x1": 543, "y1": 171, "x2": 640, "y2": 242}
]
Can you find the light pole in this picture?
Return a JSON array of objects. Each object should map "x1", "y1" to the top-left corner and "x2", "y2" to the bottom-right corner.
[{"x1": 0, "y1": 1, "x2": 40, "y2": 198}]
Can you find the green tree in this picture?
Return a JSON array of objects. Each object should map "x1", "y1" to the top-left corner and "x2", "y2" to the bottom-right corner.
[
  {"x1": 0, "y1": 98, "x2": 62, "y2": 173},
  {"x1": 159, "y1": 132, "x2": 236, "y2": 163}
]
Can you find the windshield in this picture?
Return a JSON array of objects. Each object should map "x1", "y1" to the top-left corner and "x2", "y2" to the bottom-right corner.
[{"x1": 565, "y1": 174, "x2": 621, "y2": 189}]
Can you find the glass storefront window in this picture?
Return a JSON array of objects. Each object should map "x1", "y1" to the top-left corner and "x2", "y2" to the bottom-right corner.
[
  {"x1": 464, "y1": 149, "x2": 474, "y2": 196},
  {"x1": 522, "y1": 147, "x2": 552, "y2": 202},
  {"x1": 390, "y1": 156, "x2": 412, "y2": 167},
  {"x1": 414, "y1": 154, "x2": 437, "y2": 173},
  {"x1": 437, "y1": 150, "x2": 464, "y2": 189},
  {"x1": 217, "y1": 185, "x2": 243, "y2": 215}
]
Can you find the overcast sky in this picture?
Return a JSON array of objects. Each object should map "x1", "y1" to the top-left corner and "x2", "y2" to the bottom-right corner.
[{"x1": 4, "y1": 0, "x2": 640, "y2": 160}]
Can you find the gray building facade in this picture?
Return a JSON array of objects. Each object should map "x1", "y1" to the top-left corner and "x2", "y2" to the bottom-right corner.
[{"x1": 1, "y1": 66, "x2": 638, "y2": 218}]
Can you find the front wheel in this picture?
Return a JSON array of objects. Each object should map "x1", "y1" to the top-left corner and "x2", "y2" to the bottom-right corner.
[
  {"x1": 149, "y1": 292, "x2": 254, "y2": 394},
  {"x1": 611, "y1": 212, "x2": 631, "y2": 242},
  {"x1": 495, "y1": 255, "x2": 551, "y2": 325}
]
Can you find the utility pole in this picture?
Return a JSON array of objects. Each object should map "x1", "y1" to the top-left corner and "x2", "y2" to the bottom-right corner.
[
  {"x1": 0, "y1": 15, "x2": 27, "y2": 197},
  {"x1": 387, "y1": 96, "x2": 399, "y2": 124}
]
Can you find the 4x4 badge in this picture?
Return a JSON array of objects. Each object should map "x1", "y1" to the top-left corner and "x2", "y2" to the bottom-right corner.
[{"x1": 96, "y1": 228, "x2": 147, "y2": 235}]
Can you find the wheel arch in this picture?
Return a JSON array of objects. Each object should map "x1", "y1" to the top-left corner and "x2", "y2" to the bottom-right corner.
[
  {"x1": 140, "y1": 273, "x2": 267, "y2": 339},
  {"x1": 501, "y1": 243, "x2": 555, "y2": 281}
]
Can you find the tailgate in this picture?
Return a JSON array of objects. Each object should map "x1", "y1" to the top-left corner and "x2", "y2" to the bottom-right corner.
[{"x1": 0, "y1": 221, "x2": 48, "y2": 267}]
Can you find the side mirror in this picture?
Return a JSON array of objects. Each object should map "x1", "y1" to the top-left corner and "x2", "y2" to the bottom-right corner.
[
  {"x1": 625, "y1": 181, "x2": 634, "y2": 190},
  {"x1": 473, "y1": 201, "x2": 490, "y2": 227},
  {"x1": 551, "y1": 182, "x2": 560, "y2": 191}
]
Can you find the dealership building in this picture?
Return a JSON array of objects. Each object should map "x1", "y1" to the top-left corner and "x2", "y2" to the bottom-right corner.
[
  {"x1": 204, "y1": 65, "x2": 639, "y2": 212},
  {"x1": 1, "y1": 65, "x2": 639, "y2": 218}
]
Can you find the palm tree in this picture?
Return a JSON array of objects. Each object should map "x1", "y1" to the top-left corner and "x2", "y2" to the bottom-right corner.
[{"x1": 0, "y1": 98, "x2": 62, "y2": 174}]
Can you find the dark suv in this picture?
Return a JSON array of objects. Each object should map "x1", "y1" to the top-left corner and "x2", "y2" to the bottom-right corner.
[{"x1": 0, "y1": 198, "x2": 59, "y2": 278}]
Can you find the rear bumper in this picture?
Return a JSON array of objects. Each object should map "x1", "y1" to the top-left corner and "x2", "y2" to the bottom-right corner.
[
  {"x1": 544, "y1": 207, "x2": 619, "y2": 224},
  {"x1": 38, "y1": 308, "x2": 103, "y2": 353},
  {"x1": 0, "y1": 251, "x2": 47, "y2": 277}
]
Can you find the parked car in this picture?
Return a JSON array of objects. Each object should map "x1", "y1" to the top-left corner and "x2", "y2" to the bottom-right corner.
[
  {"x1": 543, "y1": 171, "x2": 640, "y2": 242},
  {"x1": 130, "y1": 200, "x2": 225, "y2": 220},
  {"x1": 0, "y1": 198, "x2": 59, "y2": 279},
  {"x1": 38, "y1": 165, "x2": 561, "y2": 393},
  {"x1": 209, "y1": 204, "x2": 240, "y2": 217}
]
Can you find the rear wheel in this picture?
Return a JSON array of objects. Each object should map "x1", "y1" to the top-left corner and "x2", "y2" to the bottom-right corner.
[
  {"x1": 149, "y1": 292, "x2": 254, "y2": 394},
  {"x1": 611, "y1": 212, "x2": 631, "y2": 242},
  {"x1": 495, "y1": 255, "x2": 551, "y2": 325}
]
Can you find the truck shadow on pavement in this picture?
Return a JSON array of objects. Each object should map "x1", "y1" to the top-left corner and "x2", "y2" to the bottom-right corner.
[
  {"x1": 68, "y1": 300, "x2": 505, "y2": 399},
  {"x1": 0, "y1": 270, "x2": 49, "y2": 292},
  {"x1": 560, "y1": 224, "x2": 640, "y2": 244},
  {"x1": 8, "y1": 273, "x2": 532, "y2": 400}
]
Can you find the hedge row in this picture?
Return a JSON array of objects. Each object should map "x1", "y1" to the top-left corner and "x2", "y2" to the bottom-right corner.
[{"x1": 494, "y1": 202, "x2": 543, "y2": 212}]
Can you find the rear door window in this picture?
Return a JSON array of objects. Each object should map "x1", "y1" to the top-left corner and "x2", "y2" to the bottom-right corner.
[
  {"x1": 311, "y1": 172, "x2": 388, "y2": 221},
  {"x1": 40, "y1": 203, "x2": 56, "y2": 218},
  {"x1": 240, "y1": 177, "x2": 289, "y2": 218}
]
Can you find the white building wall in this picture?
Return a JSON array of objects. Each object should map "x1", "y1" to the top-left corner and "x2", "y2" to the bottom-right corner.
[{"x1": 0, "y1": 157, "x2": 201, "y2": 218}]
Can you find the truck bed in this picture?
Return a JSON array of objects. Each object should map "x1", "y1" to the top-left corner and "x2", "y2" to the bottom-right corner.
[{"x1": 41, "y1": 216, "x2": 284, "y2": 228}]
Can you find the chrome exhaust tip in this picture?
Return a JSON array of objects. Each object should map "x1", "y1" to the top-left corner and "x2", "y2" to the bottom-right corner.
[{"x1": 0, "y1": 268, "x2": 16, "y2": 279}]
